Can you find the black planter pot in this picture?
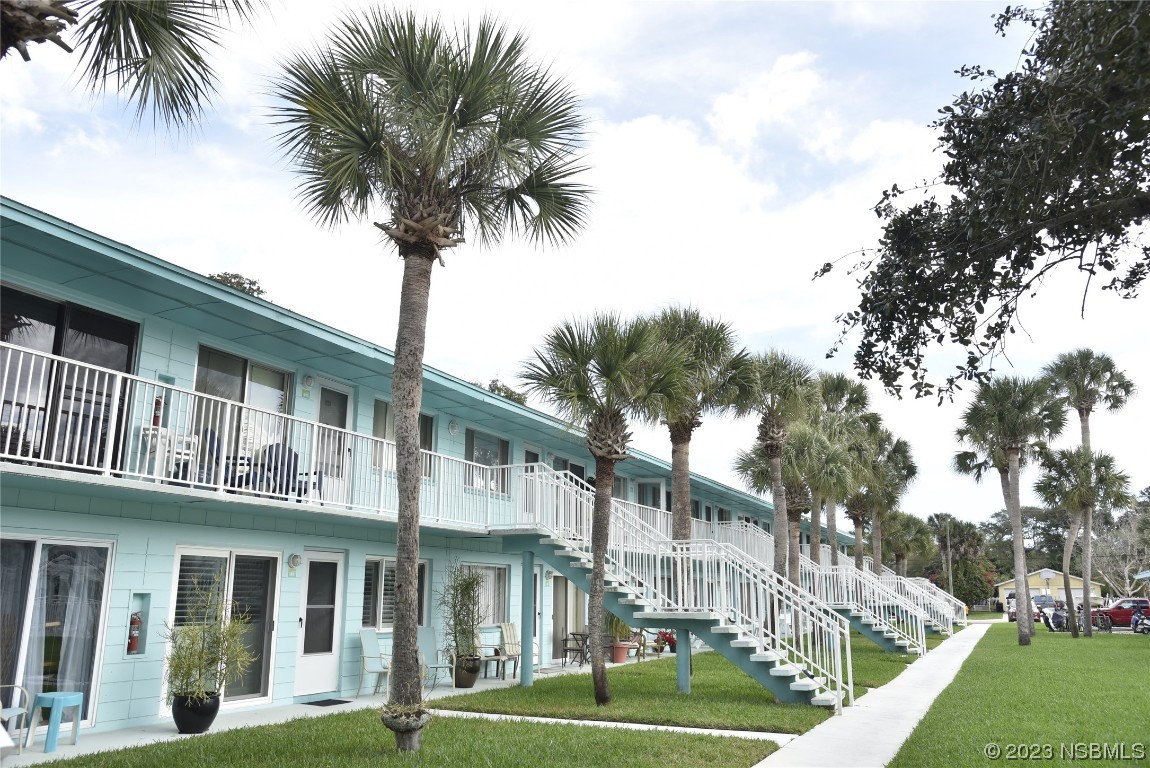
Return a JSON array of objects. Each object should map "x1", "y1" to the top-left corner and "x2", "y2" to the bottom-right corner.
[
  {"x1": 172, "y1": 694, "x2": 221, "y2": 734},
  {"x1": 452, "y1": 659, "x2": 481, "y2": 689}
]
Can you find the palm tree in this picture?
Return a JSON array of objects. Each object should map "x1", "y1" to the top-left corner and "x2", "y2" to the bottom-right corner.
[
  {"x1": 1042, "y1": 350, "x2": 1135, "y2": 632},
  {"x1": 815, "y1": 373, "x2": 870, "y2": 566},
  {"x1": 522, "y1": 314, "x2": 683, "y2": 706},
  {"x1": 1035, "y1": 447, "x2": 1133, "y2": 637},
  {"x1": 867, "y1": 429, "x2": 917, "y2": 576},
  {"x1": 1, "y1": 0, "x2": 263, "y2": 129},
  {"x1": 649, "y1": 306, "x2": 755, "y2": 541},
  {"x1": 955, "y1": 377, "x2": 1065, "y2": 646},
  {"x1": 735, "y1": 423, "x2": 821, "y2": 586},
  {"x1": 271, "y1": 11, "x2": 590, "y2": 747},
  {"x1": 926, "y1": 513, "x2": 956, "y2": 592},
  {"x1": 751, "y1": 351, "x2": 817, "y2": 576},
  {"x1": 883, "y1": 512, "x2": 934, "y2": 576},
  {"x1": 803, "y1": 433, "x2": 854, "y2": 567},
  {"x1": 843, "y1": 490, "x2": 873, "y2": 571}
]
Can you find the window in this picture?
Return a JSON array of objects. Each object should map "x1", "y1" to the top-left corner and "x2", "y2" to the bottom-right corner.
[
  {"x1": 363, "y1": 559, "x2": 427, "y2": 627},
  {"x1": 463, "y1": 564, "x2": 508, "y2": 625},
  {"x1": 194, "y1": 347, "x2": 291, "y2": 457},
  {"x1": 717, "y1": 507, "x2": 731, "y2": 523},
  {"x1": 1, "y1": 285, "x2": 138, "y2": 465},
  {"x1": 373, "y1": 403, "x2": 433, "y2": 473},
  {"x1": 612, "y1": 475, "x2": 628, "y2": 499},
  {"x1": 637, "y1": 481, "x2": 663, "y2": 510},
  {"x1": 1, "y1": 538, "x2": 111, "y2": 722},
  {"x1": 691, "y1": 499, "x2": 701, "y2": 519},
  {"x1": 172, "y1": 551, "x2": 277, "y2": 700},
  {"x1": 465, "y1": 428, "x2": 508, "y2": 491}
]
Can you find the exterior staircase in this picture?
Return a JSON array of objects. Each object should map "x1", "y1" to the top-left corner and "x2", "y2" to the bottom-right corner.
[
  {"x1": 717, "y1": 522, "x2": 928, "y2": 655},
  {"x1": 496, "y1": 467, "x2": 854, "y2": 711}
]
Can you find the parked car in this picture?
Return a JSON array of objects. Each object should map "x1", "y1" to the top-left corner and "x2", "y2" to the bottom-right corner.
[
  {"x1": 1032, "y1": 595, "x2": 1057, "y2": 612},
  {"x1": 1094, "y1": 597, "x2": 1150, "y2": 628},
  {"x1": 1008, "y1": 599, "x2": 1039, "y2": 622}
]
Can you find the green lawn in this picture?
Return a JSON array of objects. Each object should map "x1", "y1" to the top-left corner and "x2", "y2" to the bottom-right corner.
[
  {"x1": 436, "y1": 641, "x2": 927, "y2": 734},
  {"x1": 891, "y1": 624, "x2": 1150, "y2": 767},
  {"x1": 50, "y1": 709, "x2": 776, "y2": 767},
  {"x1": 968, "y1": 610, "x2": 1003, "y2": 620}
]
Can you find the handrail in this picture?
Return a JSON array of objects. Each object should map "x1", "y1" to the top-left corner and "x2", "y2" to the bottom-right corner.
[
  {"x1": 1, "y1": 343, "x2": 509, "y2": 529},
  {"x1": 879, "y1": 574, "x2": 954, "y2": 635},
  {"x1": 716, "y1": 521, "x2": 927, "y2": 654},
  {"x1": 909, "y1": 577, "x2": 968, "y2": 626},
  {"x1": 518, "y1": 467, "x2": 852, "y2": 710}
]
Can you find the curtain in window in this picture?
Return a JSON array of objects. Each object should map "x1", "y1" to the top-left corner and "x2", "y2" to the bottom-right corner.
[
  {"x1": 23, "y1": 544, "x2": 108, "y2": 721},
  {"x1": 465, "y1": 565, "x2": 507, "y2": 624}
]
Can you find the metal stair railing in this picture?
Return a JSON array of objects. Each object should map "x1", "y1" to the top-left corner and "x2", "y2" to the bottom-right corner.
[
  {"x1": 878, "y1": 573, "x2": 954, "y2": 635},
  {"x1": 516, "y1": 467, "x2": 851, "y2": 710},
  {"x1": 823, "y1": 565, "x2": 927, "y2": 654},
  {"x1": 666, "y1": 539, "x2": 853, "y2": 708},
  {"x1": 712, "y1": 523, "x2": 926, "y2": 655},
  {"x1": 909, "y1": 577, "x2": 968, "y2": 626}
]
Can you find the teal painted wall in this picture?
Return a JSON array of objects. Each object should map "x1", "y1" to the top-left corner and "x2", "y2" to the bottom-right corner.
[{"x1": 0, "y1": 481, "x2": 536, "y2": 734}]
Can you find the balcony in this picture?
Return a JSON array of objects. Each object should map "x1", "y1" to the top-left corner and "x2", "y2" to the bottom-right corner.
[{"x1": 0, "y1": 342, "x2": 540, "y2": 531}]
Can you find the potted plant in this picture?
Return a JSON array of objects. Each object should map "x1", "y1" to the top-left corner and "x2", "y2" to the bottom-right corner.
[
  {"x1": 162, "y1": 576, "x2": 255, "y2": 734},
  {"x1": 607, "y1": 613, "x2": 631, "y2": 663},
  {"x1": 436, "y1": 560, "x2": 486, "y2": 688}
]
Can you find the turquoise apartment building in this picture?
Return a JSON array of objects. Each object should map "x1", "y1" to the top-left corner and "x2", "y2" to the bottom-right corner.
[{"x1": 1, "y1": 197, "x2": 857, "y2": 737}]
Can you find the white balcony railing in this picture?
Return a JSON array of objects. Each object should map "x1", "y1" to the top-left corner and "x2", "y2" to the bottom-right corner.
[{"x1": 1, "y1": 343, "x2": 517, "y2": 529}]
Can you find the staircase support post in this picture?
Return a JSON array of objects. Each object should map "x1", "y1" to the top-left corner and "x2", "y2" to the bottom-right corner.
[
  {"x1": 676, "y1": 630, "x2": 691, "y2": 694},
  {"x1": 521, "y1": 549, "x2": 536, "y2": 687}
]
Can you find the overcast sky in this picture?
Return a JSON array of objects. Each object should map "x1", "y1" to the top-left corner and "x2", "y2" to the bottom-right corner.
[{"x1": 2, "y1": 1, "x2": 1146, "y2": 529}]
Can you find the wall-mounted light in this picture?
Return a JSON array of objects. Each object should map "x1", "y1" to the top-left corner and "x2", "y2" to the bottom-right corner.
[
  {"x1": 302, "y1": 375, "x2": 315, "y2": 388},
  {"x1": 448, "y1": 420, "x2": 460, "y2": 436},
  {"x1": 287, "y1": 553, "x2": 302, "y2": 568}
]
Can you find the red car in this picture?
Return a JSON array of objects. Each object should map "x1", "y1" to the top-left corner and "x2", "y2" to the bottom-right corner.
[{"x1": 1094, "y1": 597, "x2": 1150, "y2": 628}]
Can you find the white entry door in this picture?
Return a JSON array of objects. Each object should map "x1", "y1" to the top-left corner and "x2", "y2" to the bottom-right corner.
[{"x1": 294, "y1": 552, "x2": 344, "y2": 696}]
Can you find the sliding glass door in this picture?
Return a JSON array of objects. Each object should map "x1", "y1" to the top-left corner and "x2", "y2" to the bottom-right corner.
[{"x1": 0, "y1": 538, "x2": 111, "y2": 723}]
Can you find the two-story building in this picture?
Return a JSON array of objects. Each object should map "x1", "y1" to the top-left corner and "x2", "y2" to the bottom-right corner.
[{"x1": 1, "y1": 197, "x2": 855, "y2": 736}]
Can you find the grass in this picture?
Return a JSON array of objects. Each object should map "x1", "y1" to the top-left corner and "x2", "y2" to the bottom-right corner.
[
  {"x1": 51, "y1": 709, "x2": 776, "y2": 767},
  {"x1": 891, "y1": 623, "x2": 1150, "y2": 767},
  {"x1": 967, "y1": 610, "x2": 1002, "y2": 620},
  {"x1": 437, "y1": 640, "x2": 930, "y2": 734},
  {"x1": 46, "y1": 634, "x2": 948, "y2": 767}
]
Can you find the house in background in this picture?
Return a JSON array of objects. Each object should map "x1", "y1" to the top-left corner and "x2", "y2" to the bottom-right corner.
[
  {"x1": 995, "y1": 571, "x2": 1105, "y2": 609},
  {"x1": 1, "y1": 196, "x2": 854, "y2": 738}
]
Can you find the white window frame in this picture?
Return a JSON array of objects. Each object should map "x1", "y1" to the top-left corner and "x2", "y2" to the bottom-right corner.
[
  {"x1": 167, "y1": 546, "x2": 281, "y2": 708},
  {"x1": 363, "y1": 557, "x2": 430, "y2": 628}
]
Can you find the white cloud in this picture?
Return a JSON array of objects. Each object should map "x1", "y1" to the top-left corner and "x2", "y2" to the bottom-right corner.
[{"x1": 706, "y1": 52, "x2": 823, "y2": 151}]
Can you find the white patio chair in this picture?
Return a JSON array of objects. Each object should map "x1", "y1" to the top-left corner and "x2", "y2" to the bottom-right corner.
[
  {"x1": 357, "y1": 628, "x2": 390, "y2": 698},
  {"x1": 1, "y1": 684, "x2": 31, "y2": 754}
]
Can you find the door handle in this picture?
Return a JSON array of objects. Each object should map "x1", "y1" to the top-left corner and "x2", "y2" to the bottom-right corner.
[{"x1": 299, "y1": 617, "x2": 304, "y2": 628}]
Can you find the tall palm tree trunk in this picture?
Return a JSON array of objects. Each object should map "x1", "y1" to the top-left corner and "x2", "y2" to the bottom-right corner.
[
  {"x1": 787, "y1": 511, "x2": 802, "y2": 587},
  {"x1": 589, "y1": 457, "x2": 616, "y2": 705},
  {"x1": 827, "y1": 500, "x2": 840, "y2": 566},
  {"x1": 1007, "y1": 449, "x2": 1033, "y2": 645},
  {"x1": 852, "y1": 516, "x2": 865, "y2": 571},
  {"x1": 769, "y1": 451, "x2": 788, "y2": 576},
  {"x1": 870, "y1": 512, "x2": 883, "y2": 575},
  {"x1": 1077, "y1": 408, "x2": 1091, "y2": 448},
  {"x1": 390, "y1": 252, "x2": 434, "y2": 746},
  {"x1": 1082, "y1": 504, "x2": 1094, "y2": 637},
  {"x1": 1062, "y1": 508, "x2": 1083, "y2": 638},
  {"x1": 669, "y1": 426, "x2": 692, "y2": 541},
  {"x1": 809, "y1": 494, "x2": 823, "y2": 567}
]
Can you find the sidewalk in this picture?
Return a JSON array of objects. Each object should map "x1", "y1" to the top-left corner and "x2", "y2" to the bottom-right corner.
[{"x1": 757, "y1": 623, "x2": 990, "y2": 768}]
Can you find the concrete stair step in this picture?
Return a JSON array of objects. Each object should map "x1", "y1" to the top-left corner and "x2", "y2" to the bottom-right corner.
[
  {"x1": 710, "y1": 625, "x2": 741, "y2": 634},
  {"x1": 770, "y1": 664, "x2": 801, "y2": 678},
  {"x1": 789, "y1": 676, "x2": 826, "y2": 692},
  {"x1": 639, "y1": 610, "x2": 721, "y2": 622},
  {"x1": 618, "y1": 598, "x2": 653, "y2": 606},
  {"x1": 729, "y1": 639, "x2": 758, "y2": 648},
  {"x1": 810, "y1": 690, "x2": 844, "y2": 707},
  {"x1": 750, "y1": 649, "x2": 786, "y2": 663}
]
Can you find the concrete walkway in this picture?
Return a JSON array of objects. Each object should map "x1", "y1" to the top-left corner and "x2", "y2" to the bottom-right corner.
[{"x1": 757, "y1": 623, "x2": 990, "y2": 768}]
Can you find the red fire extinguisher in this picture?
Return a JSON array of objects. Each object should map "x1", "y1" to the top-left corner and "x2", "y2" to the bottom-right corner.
[
  {"x1": 128, "y1": 611, "x2": 142, "y2": 653},
  {"x1": 153, "y1": 396, "x2": 163, "y2": 427}
]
